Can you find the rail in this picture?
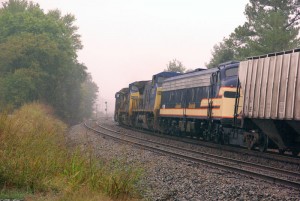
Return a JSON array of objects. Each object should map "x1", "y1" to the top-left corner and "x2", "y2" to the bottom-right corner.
[{"x1": 84, "y1": 120, "x2": 300, "y2": 190}]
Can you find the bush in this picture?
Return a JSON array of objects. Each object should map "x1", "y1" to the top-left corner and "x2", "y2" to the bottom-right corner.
[{"x1": 0, "y1": 103, "x2": 143, "y2": 200}]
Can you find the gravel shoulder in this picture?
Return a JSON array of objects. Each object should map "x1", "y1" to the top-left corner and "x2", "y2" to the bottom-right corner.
[{"x1": 66, "y1": 122, "x2": 300, "y2": 201}]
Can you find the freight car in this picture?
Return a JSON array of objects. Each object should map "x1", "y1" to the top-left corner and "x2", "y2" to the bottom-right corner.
[
  {"x1": 239, "y1": 49, "x2": 300, "y2": 155},
  {"x1": 115, "y1": 49, "x2": 300, "y2": 156}
]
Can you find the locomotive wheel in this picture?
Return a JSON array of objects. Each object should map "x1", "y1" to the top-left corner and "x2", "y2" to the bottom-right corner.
[
  {"x1": 246, "y1": 135, "x2": 255, "y2": 150},
  {"x1": 217, "y1": 125, "x2": 225, "y2": 144},
  {"x1": 213, "y1": 127, "x2": 219, "y2": 144},
  {"x1": 174, "y1": 129, "x2": 181, "y2": 137},
  {"x1": 203, "y1": 130, "x2": 210, "y2": 141},
  {"x1": 196, "y1": 133, "x2": 200, "y2": 140},
  {"x1": 222, "y1": 133, "x2": 229, "y2": 145},
  {"x1": 213, "y1": 125, "x2": 223, "y2": 144},
  {"x1": 214, "y1": 134, "x2": 220, "y2": 144}
]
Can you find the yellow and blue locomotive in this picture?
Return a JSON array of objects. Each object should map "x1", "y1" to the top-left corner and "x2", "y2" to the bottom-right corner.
[
  {"x1": 159, "y1": 61, "x2": 241, "y2": 144},
  {"x1": 114, "y1": 81, "x2": 149, "y2": 125},
  {"x1": 114, "y1": 87, "x2": 129, "y2": 123},
  {"x1": 129, "y1": 72, "x2": 180, "y2": 130}
]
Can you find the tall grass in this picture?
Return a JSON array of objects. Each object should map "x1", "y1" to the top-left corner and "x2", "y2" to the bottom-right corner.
[{"x1": 0, "y1": 103, "x2": 143, "y2": 200}]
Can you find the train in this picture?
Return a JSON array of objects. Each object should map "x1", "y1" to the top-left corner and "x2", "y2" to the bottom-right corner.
[{"x1": 114, "y1": 48, "x2": 300, "y2": 156}]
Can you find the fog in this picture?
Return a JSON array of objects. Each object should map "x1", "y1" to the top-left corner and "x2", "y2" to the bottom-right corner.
[{"x1": 30, "y1": 0, "x2": 248, "y2": 114}]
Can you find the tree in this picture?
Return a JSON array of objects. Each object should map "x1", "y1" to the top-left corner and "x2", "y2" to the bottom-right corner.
[
  {"x1": 207, "y1": 0, "x2": 300, "y2": 66},
  {"x1": 0, "y1": 0, "x2": 97, "y2": 124},
  {"x1": 0, "y1": 68, "x2": 39, "y2": 108},
  {"x1": 165, "y1": 59, "x2": 186, "y2": 73},
  {"x1": 206, "y1": 39, "x2": 235, "y2": 68}
]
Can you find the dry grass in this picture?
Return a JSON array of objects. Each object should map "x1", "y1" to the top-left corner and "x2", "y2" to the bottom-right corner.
[{"x1": 0, "y1": 103, "x2": 143, "y2": 200}]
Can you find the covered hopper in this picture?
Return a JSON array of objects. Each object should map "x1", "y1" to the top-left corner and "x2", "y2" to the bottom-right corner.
[{"x1": 239, "y1": 49, "x2": 300, "y2": 120}]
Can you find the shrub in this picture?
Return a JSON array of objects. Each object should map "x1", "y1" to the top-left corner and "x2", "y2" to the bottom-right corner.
[{"x1": 0, "y1": 103, "x2": 143, "y2": 200}]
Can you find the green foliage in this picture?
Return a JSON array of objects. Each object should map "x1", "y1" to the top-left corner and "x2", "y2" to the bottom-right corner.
[
  {"x1": 165, "y1": 58, "x2": 186, "y2": 73},
  {"x1": 0, "y1": 0, "x2": 98, "y2": 124},
  {"x1": 0, "y1": 68, "x2": 40, "y2": 108},
  {"x1": 206, "y1": 40, "x2": 235, "y2": 68},
  {"x1": 207, "y1": 0, "x2": 300, "y2": 67},
  {"x1": 0, "y1": 103, "x2": 143, "y2": 200}
]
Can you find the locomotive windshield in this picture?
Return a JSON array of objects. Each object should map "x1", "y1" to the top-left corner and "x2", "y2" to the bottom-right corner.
[
  {"x1": 130, "y1": 86, "x2": 139, "y2": 93},
  {"x1": 157, "y1": 77, "x2": 165, "y2": 86},
  {"x1": 225, "y1": 67, "x2": 238, "y2": 77}
]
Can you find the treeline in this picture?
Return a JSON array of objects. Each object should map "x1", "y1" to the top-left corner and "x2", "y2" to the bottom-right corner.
[
  {"x1": 207, "y1": 0, "x2": 300, "y2": 68},
  {"x1": 0, "y1": 0, "x2": 98, "y2": 124}
]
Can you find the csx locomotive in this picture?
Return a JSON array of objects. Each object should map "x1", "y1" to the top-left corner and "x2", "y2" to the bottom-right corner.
[{"x1": 114, "y1": 49, "x2": 300, "y2": 156}]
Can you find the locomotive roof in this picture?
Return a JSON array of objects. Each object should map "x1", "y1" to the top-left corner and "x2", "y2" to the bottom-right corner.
[
  {"x1": 119, "y1": 88, "x2": 129, "y2": 94},
  {"x1": 163, "y1": 67, "x2": 218, "y2": 83},
  {"x1": 129, "y1": 80, "x2": 150, "y2": 93},
  {"x1": 129, "y1": 80, "x2": 150, "y2": 87},
  {"x1": 153, "y1": 71, "x2": 181, "y2": 78},
  {"x1": 217, "y1": 61, "x2": 239, "y2": 68},
  {"x1": 162, "y1": 68, "x2": 218, "y2": 91},
  {"x1": 115, "y1": 87, "x2": 129, "y2": 95}
]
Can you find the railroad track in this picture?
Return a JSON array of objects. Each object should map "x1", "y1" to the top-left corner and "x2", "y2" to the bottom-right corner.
[
  {"x1": 84, "y1": 120, "x2": 300, "y2": 190},
  {"x1": 119, "y1": 123, "x2": 300, "y2": 165}
]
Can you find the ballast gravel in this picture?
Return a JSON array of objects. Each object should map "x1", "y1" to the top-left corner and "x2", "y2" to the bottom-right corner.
[{"x1": 66, "y1": 121, "x2": 300, "y2": 201}]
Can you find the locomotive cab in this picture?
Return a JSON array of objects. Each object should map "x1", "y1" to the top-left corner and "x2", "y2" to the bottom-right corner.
[
  {"x1": 217, "y1": 61, "x2": 239, "y2": 88},
  {"x1": 114, "y1": 88, "x2": 129, "y2": 124},
  {"x1": 207, "y1": 61, "x2": 241, "y2": 124},
  {"x1": 132, "y1": 72, "x2": 181, "y2": 130},
  {"x1": 128, "y1": 81, "x2": 149, "y2": 117}
]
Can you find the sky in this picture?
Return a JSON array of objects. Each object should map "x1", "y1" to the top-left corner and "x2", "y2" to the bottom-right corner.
[{"x1": 9, "y1": 0, "x2": 250, "y2": 113}]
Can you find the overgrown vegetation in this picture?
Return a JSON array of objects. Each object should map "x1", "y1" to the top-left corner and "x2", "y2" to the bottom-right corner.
[
  {"x1": 0, "y1": 0, "x2": 98, "y2": 124},
  {"x1": 0, "y1": 103, "x2": 143, "y2": 200}
]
